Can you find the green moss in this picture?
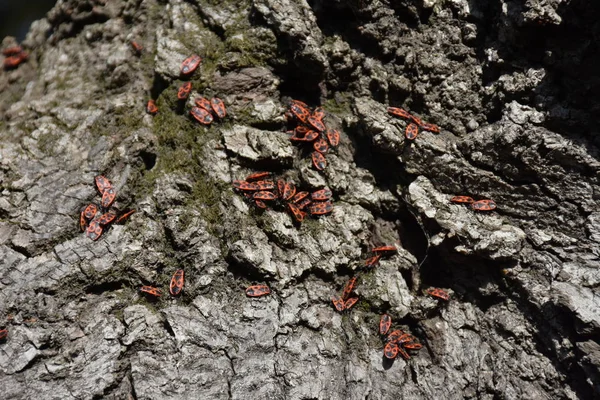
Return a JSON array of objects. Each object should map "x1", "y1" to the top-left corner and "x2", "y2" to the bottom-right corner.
[
  {"x1": 323, "y1": 93, "x2": 352, "y2": 116},
  {"x1": 37, "y1": 132, "x2": 61, "y2": 155}
]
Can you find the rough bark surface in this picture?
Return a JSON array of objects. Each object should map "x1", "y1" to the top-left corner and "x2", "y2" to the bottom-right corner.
[{"x1": 0, "y1": 0, "x2": 599, "y2": 399}]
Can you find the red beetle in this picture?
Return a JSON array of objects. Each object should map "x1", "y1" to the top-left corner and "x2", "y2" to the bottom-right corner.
[
  {"x1": 420, "y1": 122, "x2": 440, "y2": 133},
  {"x1": 372, "y1": 245, "x2": 397, "y2": 254},
  {"x1": 97, "y1": 211, "x2": 117, "y2": 226},
  {"x1": 291, "y1": 191, "x2": 310, "y2": 203},
  {"x1": 210, "y1": 97, "x2": 227, "y2": 119},
  {"x1": 405, "y1": 123, "x2": 419, "y2": 140},
  {"x1": 287, "y1": 203, "x2": 307, "y2": 223},
  {"x1": 141, "y1": 286, "x2": 162, "y2": 297},
  {"x1": 386, "y1": 330, "x2": 405, "y2": 343},
  {"x1": 170, "y1": 269, "x2": 184, "y2": 296},
  {"x1": 290, "y1": 130, "x2": 319, "y2": 142},
  {"x1": 86, "y1": 220, "x2": 104, "y2": 241},
  {"x1": 309, "y1": 201, "x2": 333, "y2": 215},
  {"x1": 0, "y1": 328, "x2": 7, "y2": 341},
  {"x1": 404, "y1": 342, "x2": 423, "y2": 350},
  {"x1": 471, "y1": 199, "x2": 496, "y2": 211},
  {"x1": 246, "y1": 171, "x2": 271, "y2": 182},
  {"x1": 384, "y1": 342, "x2": 399, "y2": 359},
  {"x1": 83, "y1": 204, "x2": 99, "y2": 220},
  {"x1": 291, "y1": 99, "x2": 309, "y2": 109},
  {"x1": 426, "y1": 288, "x2": 450, "y2": 301},
  {"x1": 146, "y1": 99, "x2": 158, "y2": 115},
  {"x1": 190, "y1": 106, "x2": 214, "y2": 125},
  {"x1": 379, "y1": 314, "x2": 392, "y2": 335},
  {"x1": 311, "y1": 151, "x2": 327, "y2": 171},
  {"x1": 177, "y1": 81, "x2": 192, "y2": 100},
  {"x1": 451, "y1": 196, "x2": 475, "y2": 204},
  {"x1": 364, "y1": 254, "x2": 382, "y2": 267},
  {"x1": 254, "y1": 180, "x2": 275, "y2": 191},
  {"x1": 280, "y1": 182, "x2": 296, "y2": 201},
  {"x1": 79, "y1": 212, "x2": 87, "y2": 232},
  {"x1": 307, "y1": 116, "x2": 326, "y2": 132},
  {"x1": 253, "y1": 191, "x2": 277, "y2": 200},
  {"x1": 2, "y1": 45, "x2": 23, "y2": 56},
  {"x1": 95, "y1": 175, "x2": 113, "y2": 195},
  {"x1": 101, "y1": 187, "x2": 117, "y2": 209},
  {"x1": 342, "y1": 277, "x2": 357, "y2": 300},
  {"x1": 331, "y1": 296, "x2": 345, "y2": 312},
  {"x1": 290, "y1": 102, "x2": 310, "y2": 123},
  {"x1": 195, "y1": 97, "x2": 212, "y2": 112},
  {"x1": 246, "y1": 285, "x2": 271, "y2": 297},
  {"x1": 181, "y1": 54, "x2": 201, "y2": 75},
  {"x1": 387, "y1": 107, "x2": 412, "y2": 119},
  {"x1": 295, "y1": 197, "x2": 312, "y2": 210},
  {"x1": 344, "y1": 297, "x2": 359, "y2": 310},
  {"x1": 131, "y1": 41, "x2": 143, "y2": 55},
  {"x1": 312, "y1": 107, "x2": 326, "y2": 121},
  {"x1": 115, "y1": 209, "x2": 136, "y2": 224},
  {"x1": 232, "y1": 180, "x2": 260, "y2": 191},
  {"x1": 313, "y1": 138, "x2": 329, "y2": 154},
  {"x1": 311, "y1": 188, "x2": 332, "y2": 201},
  {"x1": 326, "y1": 129, "x2": 340, "y2": 147}
]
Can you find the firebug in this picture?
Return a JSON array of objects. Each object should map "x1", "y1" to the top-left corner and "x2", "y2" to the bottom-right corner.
[
  {"x1": 450, "y1": 196, "x2": 474, "y2": 204},
  {"x1": 246, "y1": 285, "x2": 271, "y2": 297},
  {"x1": 181, "y1": 54, "x2": 201, "y2": 75},
  {"x1": 311, "y1": 151, "x2": 327, "y2": 171},
  {"x1": 190, "y1": 106, "x2": 214, "y2": 125},
  {"x1": 405, "y1": 123, "x2": 419, "y2": 140},
  {"x1": 313, "y1": 138, "x2": 329, "y2": 154},
  {"x1": 146, "y1": 99, "x2": 158, "y2": 115},
  {"x1": 170, "y1": 269, "x2": 184, "y2": 296},
  {"x1": 177, "y1": 81, "x2": 192, "y2": 100},
  {"x1": 379, "y1": 314, "x2": 392, "y2": 335},
  {"x1": 140, "y1": 286, "x2": 162, "y2": 297},
  {"x1": 426, "y1": 288, "x2": 450, "y2": 301},
  {"x1": 309, "y1": 201, "x2": 333, "y2": 215},
  {"x1": 326, "y1": 129, "x2": 340, "y2": 147},
  {"x1": 471, "y1": 199, "x2": 496, "y2": 211},
  {"x1": 384, "y1": 342, "x2": 399, "y2": 359},
  {"x1": 210, "y1": 97, "x2": 227, "y2": 119},
  {"x1": 311, "y1": 188, "x2": 332, "y2": 201}
]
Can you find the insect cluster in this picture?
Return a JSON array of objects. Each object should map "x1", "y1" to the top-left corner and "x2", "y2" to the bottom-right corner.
[
  {"x1": 233, "y1": 172, "x2": 333, "y2": 223},
  {"x1": 387, "y1": 107, "x2": 440, "y2": 140},
  {"x1": 379, "y1": 314, "x2": 423, "y2": 360},
  {"x1": 140, "y1": 269, "x2": 185, "y2": 298},
  {"x1": 80, "y1": 176, "x2": 135, "y2": 241},
  {"x1": 285, "y1": 100, "x2": 340, "y2": 171},
  {"x1": 145, "y1": 54, "x2": 227, "y2": 127},
  {"x1": 2, "y1": 45, "x2": 28, "y2": 69},
  {"x1": 450, "y1": 196, "x2": 496, "y2": 211}
]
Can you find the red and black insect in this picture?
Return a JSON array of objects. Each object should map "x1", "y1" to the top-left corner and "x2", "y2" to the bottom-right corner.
[
  {"x1": 295, "y1": 197, "x2": 312, "y2": 210},
  {"x1": 190, "y1": 106, "x2": 214, "y2": 125},
  {"x1": 0, "y1": 328, "x2": 7, "y2": 341},
  {"x1": 146, "y1": 99, "x2": 158, "y2": 115},
  {"x1": 3, "y1": 51, "x2": 28, "y2": 69},
  {"x1": 181, "y1": 54, "x2": 201, "y2": 75},
  {"x1": 95, "y1": 175, "x2": 113, "y2": 195},
  {"x1": 332, "y1": 296, "x2": 345, "y2": 312},
  {"x1": 97, "y1": 211, "x2": 117, "y2": 226},
  {"x1": 364, "y1": 254, "x2": 381, "y2": 267},
  {"x1": 291, "y1": 191, "x2": 309, "y2": 204},
  {"x1": 246, "y1": 285, "x2": 271, "y2": 297},
  {"x1": 387, "y1": 107, "x2": 412, "y2": 119},
  {"x1": 471, "y1": 199, "x2": 496, "y2": 211},
  {"x1": 405, "y1": 123, "x2": 419, "y2": 140},
  {"x1": 309, "y1": 201, "x2": 333, "y2": 215},
  {"x1": 287, "y1": 203, "x2": 307, "y2": 223},
  {"x1": 307, "y1": 115, "x2": 326, "y2": 132},
  {"x1": 372, "y1": 245, "x2": 397, "y2": 254},
  {"x1": 131, "y1": 41, "x2": 143, "y2": 55},
  {"x1": 246, "y1": 171, "x2": 272, "y2": 182},
  {"x1": 344, "y1": 297, "x2": 359, "y2": 310},
  {"x1": 289, "y1": 102, "x2": 310, "y2": 123},
  {"x1": 86, "y1": 220, "x2": 104, "y2": 241},
  {"x1": 384, "y1": 342, "x2": 399, "y2": 359},
  {"x1": 313, "y1": 138, "x2": 329, "y2": 154},
  {"x1": 342, "y1": 277, "x2": 357, "y2": 300},
  {"x1": 379, "y1": 314, "x2": 392, "y2": 335},
  {"x1": 170, "y1": 269, "x2": 184, "y2": 296},
  {"x1": 177, "y1": 81, "x2": 192, "y2": 100},
  {"x1": 101, "y1": 187, "x2": 117, "y2": 209},
  {"x1": 326, "y1": 129, "x2": 340, "y2": 147},
  {"x1": 253, "y1": 191, "x2": 277, "y2": 201},
  {"x1": 426, "y1": 288, "x2": 450, "y2": 301},
  {"x1": 386, "y1": 330, "x2": 406, "y2": 344},
  {"x1": 232, "y1": 180, "x2": 260, "y2": 191},
  {"x1": 2, "y1": 46, "x2": 23, "y2": 56},
  {"x1": 451, "y1": 196, "x2": 474, "y2": 204},
  {"x1": 290, "y1": 130, "x2": 319, "y2": 142},
  {"x1": 83, "y1": 203, "x2": 99, "y2": 220},
  {"x1": 195, "y1": 97, "x2": 212, "y2": 112},
  {"x1": 311, "y1": 151, "x2": 327, "y2": 171},
  {"x1": 141, "y1": 286, "x2": 162, "y2": 297},
  {"x1": 420, "y1": 122, "x2": 440, "y2": 133},
  {"x1": 311, "y1": 188, "x2": 332, "y2": 201},
  {"x1": 397, "y1": 346, "x2": 410, "y2": 360},
  {"x1": 79, "y1": 212, "x2": 87, "y2": 232},
  {"x1": 280, "y1": 181, "x2": 296, "y2": 201},
  {"x1": 403, "y1": 342, "x2": 423, "y2": 350},
  {"x1": 210, "y1": 98, "x2": 227, "y2": 119},
  {"x1": 255, "y1": 180, "x2": 275, "y2": 191},
  {"x1": 115, "y1": 209, "x2": 135, "y2": 224}
]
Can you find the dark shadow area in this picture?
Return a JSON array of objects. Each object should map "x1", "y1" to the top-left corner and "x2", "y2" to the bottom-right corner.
[{"x1": 0, "y1": 0, "x2": 57, "y2": 41}]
